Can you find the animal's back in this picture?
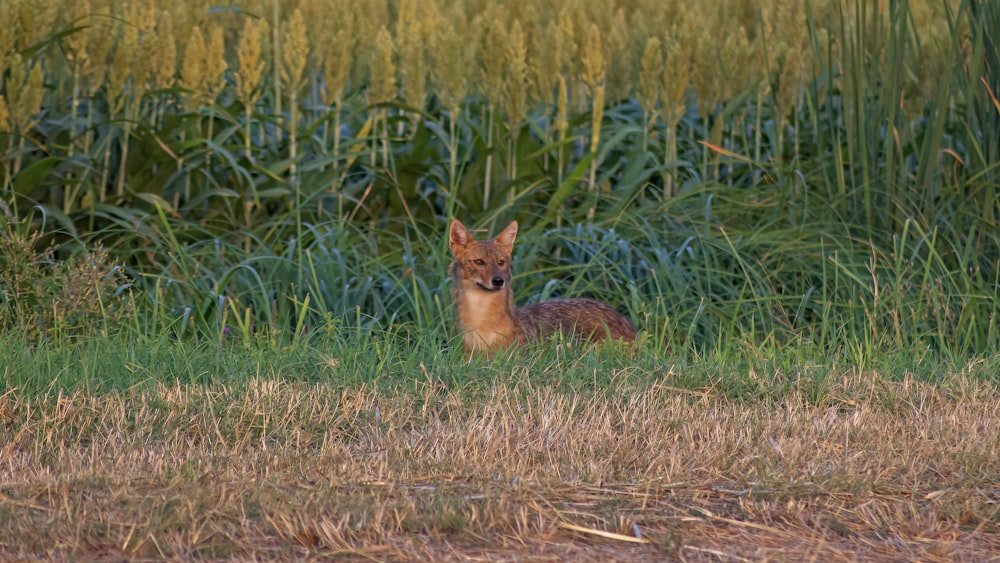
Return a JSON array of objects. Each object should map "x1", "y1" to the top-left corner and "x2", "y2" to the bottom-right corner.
[{"x1": 515, "y1": 298, "x2": 637, "y2": 342}]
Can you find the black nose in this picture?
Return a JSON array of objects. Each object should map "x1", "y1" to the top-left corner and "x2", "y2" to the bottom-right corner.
[{"x1": 491, "y1": 277, "x2": 505, "y2": 289}]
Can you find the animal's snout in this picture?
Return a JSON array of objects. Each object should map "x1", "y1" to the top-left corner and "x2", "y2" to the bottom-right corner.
[{"x1": 491, "y1": 276, "x2": 505, "y2": 289}]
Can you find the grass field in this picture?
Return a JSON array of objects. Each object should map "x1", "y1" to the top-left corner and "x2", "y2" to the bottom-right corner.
[
  {"x1": 2, "y1": 337, "x2": 999, "y2": 559},
  {"x1": 2, "y1": 0, "x2": 1000, "y2": 559},
  {"x1": 3, "y1": 345, "x2": 1000, "y2": 559}
]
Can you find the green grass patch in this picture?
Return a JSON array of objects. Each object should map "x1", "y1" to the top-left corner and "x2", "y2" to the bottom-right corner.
[{"x1": 3, "y1": 329, "x2": 997, "y2": 398}]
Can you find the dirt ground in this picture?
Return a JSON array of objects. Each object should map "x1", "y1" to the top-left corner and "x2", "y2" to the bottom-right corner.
[{"x1": 2, "y1": 374, "x2": 998, "y2": 560}]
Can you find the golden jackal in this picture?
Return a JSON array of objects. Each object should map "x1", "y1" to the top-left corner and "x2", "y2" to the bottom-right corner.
[{"x1": 448, "y1": 219, "x2": 637, "y2": 357}]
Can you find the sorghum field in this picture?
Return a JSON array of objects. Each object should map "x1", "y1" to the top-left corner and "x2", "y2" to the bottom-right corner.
[{"x1": 1, "y1": 0, "x2": 999, "y2": 559}]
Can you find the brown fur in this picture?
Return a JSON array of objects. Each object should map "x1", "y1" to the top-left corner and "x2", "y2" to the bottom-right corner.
[{"x1": 448, "y1": 219, "x2": 637, "y2": 358}]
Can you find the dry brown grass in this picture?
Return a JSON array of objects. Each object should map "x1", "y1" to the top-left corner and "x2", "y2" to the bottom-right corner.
[{"x1": 1, "y1": 368, "x2": 998, "y2": 561}]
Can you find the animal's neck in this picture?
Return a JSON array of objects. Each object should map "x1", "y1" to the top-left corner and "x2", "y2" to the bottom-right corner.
[
  {"x1": 456, "y1": 286, "x2": 517, "y2": 329},
  {"x1": 455, "y1": 285, "x2": 520, "y2": 354}
]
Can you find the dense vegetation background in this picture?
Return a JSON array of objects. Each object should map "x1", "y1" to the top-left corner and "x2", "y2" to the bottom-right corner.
[{"x1": 0, "y1": 0, "x2": 997, "y2": 366}]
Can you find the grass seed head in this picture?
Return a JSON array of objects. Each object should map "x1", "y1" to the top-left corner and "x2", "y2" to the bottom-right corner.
[
  {"x1": 396, "y1": 0, "x2": 428, "y2": 109},
  {"x1": 349, "y1": 0, "x2": 388, "y2": 84},
  {"x1": 281, "y1": 8, "x2": 310, "y2": 93},
  {"x1": 2, "y1": 55, "x2": 24, "y2": 130},
  {"x1": 689, "y1": 28, "x2": 723, "y2": 118},
  {"x1": 124, "y1": 0, "x2": 157, "y2": 86},
  {"x1": 502, "y1": 19, "x2": 528, "y2": 126},
  {"x1": 135, "y1": 0, "x2": 156, "y2": 34},
  {"x1": 638, "y1": 36, "x2": 662, "y2": 115},
  {"x1": 182, "y1": 23, "x2": 228, "y2": 108},
  {"x1": 236, "y1": 18, "x2": 266, "y2": 106},
  {"x1": 181, "y1": 25, "x2": 208, "y2": 109},
  {"x1": 63, "y1": 0, "x2": 92, "y2": 68},
  {"x1": 0, "y1": 96, "x2": 8, "y2": 133},
  {"x1": 556, "y1": 7, "x2": 577, "y2": 76},
  {"x1": 204, "y1": 24, "x2": 228, "y2": 99},
  {"x1": 79, "y1": 3, "x2": 113, "y2": 94},
  {"x1": 4, "y1": 54, "x2": 46, "y2": 133},
  {"x1": 581, "y1": 22, "x2": 605, "y2": 95},
  {"x1": 529, "y1": 20, "x2": 560, "y2": 106},
  {"x1": 320, "y1": 5, "x2": 354, "y2": 106},
  {"x1": 774, "y1": 44, "x2": 804, "y2": 118},
  {"x1": 763, "y1": 0, "x2": 807, "y2": 109},
  {"x1": 369, "y1": 25, "x2": 397, "y2": 105},
  {"x1": 660, "y1": 34, "x2": 690, "y2": 126},
  {"x1": 0, "y1": 2, "x2": 17, "y2": 73},
  {"x1": 107, "y1": 13, "x2": 138, "y2": 107},
  {"x1": 148, "y1": 10, "x2": 177, "y2": 91},
  {"x1": 16, "y1": 0, "x2": 59, "y2": 51},
  {"x1": 475, "y1": 8, "x2": 508, "y2": 108},
  {"x1": 721, "y1": 23, "x2": 757, "y2": 100},
  {"x1": 431, "y1": 23, "x2": 470, "y2": 114},
  {"x1": 604, "y1": 8, "x2": 631, "y2": 101}
]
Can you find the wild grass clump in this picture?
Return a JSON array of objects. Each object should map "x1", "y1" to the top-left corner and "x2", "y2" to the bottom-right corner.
[{"x1": 0, "y1": 215, "x2": 131, "y2": 341}]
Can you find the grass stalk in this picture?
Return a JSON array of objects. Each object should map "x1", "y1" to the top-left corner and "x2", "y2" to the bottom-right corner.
[
  {"x1": 586, "y1": 85, "x2": 604, "y2": 220},
  {"x1": 63, "y1": 65, "x2": 81, "y2": 214},
  {"x1": 115, "y1": 97, "x2": 139, "y2": 199},
  {"x1": 271, "y1": 0, "x2": 282, "y2": 147},
  {"x1": 332, "y1": 95, "x2": 343, "y2": 189},
  {"x1": 663, "y1": 120, "x2": 678, "y2": 198},
  {"x1": 482, "y1": 102, "x2": 494, "y2": 211}
]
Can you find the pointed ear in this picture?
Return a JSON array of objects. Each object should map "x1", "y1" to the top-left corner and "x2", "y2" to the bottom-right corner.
[
  {"x1": 449, "y1": 220, "x2": 472, "y2": 254},
  {"x1": 494, "y1": 221, "x2": 518, "y2": 251}
]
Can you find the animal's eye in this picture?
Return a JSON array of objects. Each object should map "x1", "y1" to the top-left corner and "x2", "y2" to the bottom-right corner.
[
  {"x1": 498, "y1": 259, "x2": 505, "y2": 266},
  {"x1": 474, "y1": 259, "x2": 485, "y2": 265}
]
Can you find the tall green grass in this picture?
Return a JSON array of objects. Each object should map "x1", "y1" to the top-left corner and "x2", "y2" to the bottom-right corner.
[{"x1": 0, "y1": 0, "x2": 997, "y2": 371}]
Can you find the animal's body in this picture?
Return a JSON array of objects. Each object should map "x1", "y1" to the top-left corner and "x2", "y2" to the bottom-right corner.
[{"x1": 448, "y1": 219, "x2": 637, "y2": 357}]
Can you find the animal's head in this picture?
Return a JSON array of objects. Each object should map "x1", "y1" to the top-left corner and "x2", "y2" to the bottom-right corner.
[{"x1": 449, "y1": 220, "x2": 517, "y2": 292}]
